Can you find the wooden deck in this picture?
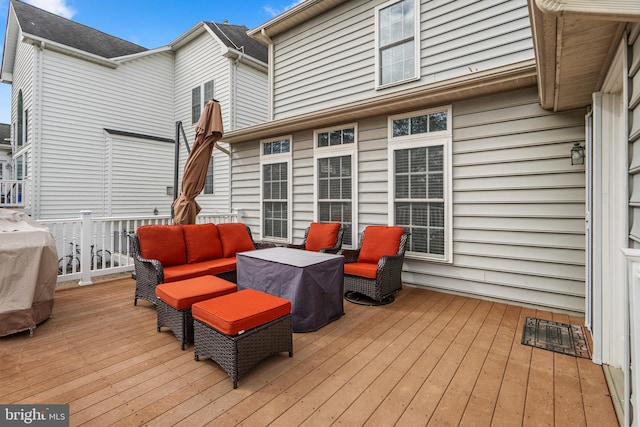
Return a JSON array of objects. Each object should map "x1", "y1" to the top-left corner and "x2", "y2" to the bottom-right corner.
[{"x1": 0, "y1": 277, "x2": 618, "y2": 426}]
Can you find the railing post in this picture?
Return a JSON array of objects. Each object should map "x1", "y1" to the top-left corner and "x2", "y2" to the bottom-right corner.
[{"x1": 79, "y1": 210, "x2": 93, "y2": 286}]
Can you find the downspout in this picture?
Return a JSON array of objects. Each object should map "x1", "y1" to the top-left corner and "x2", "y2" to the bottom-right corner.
[
  {"x1": 261, "y1": 28, "x2": 275, "y2": 121},
  {"x1": 32, "y1": 40, "x2": 45, "y2": 218}
]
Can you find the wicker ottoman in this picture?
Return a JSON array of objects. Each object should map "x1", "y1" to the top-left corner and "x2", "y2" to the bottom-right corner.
[
  {"x1": 155, "y1": 276, "x2": 237, "y2": 350},
  {"x1": 192, "y1": 288, "x2": 293, "y2": 389}
]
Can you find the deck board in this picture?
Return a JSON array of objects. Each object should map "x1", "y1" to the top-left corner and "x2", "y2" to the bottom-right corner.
[{"x1": 0, "y1": 277, "x2": 618, "y2": 426}]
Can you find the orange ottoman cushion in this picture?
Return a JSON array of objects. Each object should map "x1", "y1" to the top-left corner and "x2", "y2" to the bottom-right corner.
[
  {"x1": 192, "y1": 289, "x2": 291, "y2": 336},
  {"x1": 305, "y1": 222, "x2": 340, "y2": 252},
  {"x1": 156, "y1": 276, "x2": 237, "y2": 310}
]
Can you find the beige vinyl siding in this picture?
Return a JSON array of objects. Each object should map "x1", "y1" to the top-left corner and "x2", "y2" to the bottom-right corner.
[
  {"x1": 36, "y1": 49, "x2": 175, "y2": 219},
  {"x1": 234, "y1": 64, "x2": 268, "y2": 130},
  {"x1": 271, "y1": 0, "x2": 533, "y2": 120},
  {"x1": 629, "y1": 25, "x2": 640, "y2": 248},
  {"x1": 174, "y1": 33, "x2": 231, "y2": 213}
]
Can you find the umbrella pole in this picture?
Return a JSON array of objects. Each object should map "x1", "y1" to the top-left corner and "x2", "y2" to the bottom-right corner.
[{"x1": 172, "y1": 121, "x2": 180, "y2": 218}]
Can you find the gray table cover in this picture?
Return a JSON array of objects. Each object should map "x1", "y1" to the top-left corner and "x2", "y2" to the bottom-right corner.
[{"x1": 237, "y1": 247, "x2": 344, "y2": 332}]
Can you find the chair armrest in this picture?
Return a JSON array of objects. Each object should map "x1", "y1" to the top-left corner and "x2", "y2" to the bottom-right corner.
[
  {"x1": 287, "y1": 243, "x2": 305, "y2": 250},
  {"x1": 255, "y1": 242, "x2": 277, "y2": 249},
  {"x1": 342, "y1": 249, "x2": 360, "y2": 263},
  {"x1": 132, "y1": 252, "x2": 165, "y2": 284}
]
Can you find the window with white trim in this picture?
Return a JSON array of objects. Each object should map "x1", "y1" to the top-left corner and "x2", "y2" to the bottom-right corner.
[
  {"x1": 376, "y1": 0, "x2": 419, "y2": 88},
  {"x1": 261, "y1": 136, "x2": 292, "y2": 241},
  {"x1": 389, "y1": 106, "x2": 452, "y2": 261},
  {"x1": 314, "y1": 125, "x2": 357, "y2": 247},
  {"x1": 191, "y1": 80, "x2": 214, "y2": 123}
]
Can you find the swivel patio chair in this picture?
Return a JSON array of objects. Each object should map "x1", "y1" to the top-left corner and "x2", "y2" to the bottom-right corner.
[
  {"x1": 286, "y1": 222, "x2": 344, "y2": 254},
  {"x1": 343, "y1": 225, "x2": 409, "y2": 305}
]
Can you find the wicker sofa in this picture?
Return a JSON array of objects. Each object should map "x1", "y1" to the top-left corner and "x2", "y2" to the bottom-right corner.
[{"x1": 129, "y1": 222, "x2": 272, "y2": 306}]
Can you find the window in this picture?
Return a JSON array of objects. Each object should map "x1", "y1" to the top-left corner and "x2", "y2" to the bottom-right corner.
[
  {"x1": 261, "y1": 136, "x2": 292, "y2": 241},
  {"x1": 314, "y1": 125, "x2": 357, "y2": 247},
  {"x1": 204, "y1": 157, "x2": 214, "y2": 194},
  {"x1": 376, "y1": 0, "x2": 419, "y2": 87},
  {"x1": 191, "y1": 80, "x2": 214, "y2": 124},
  {"x1": 16, "y1": 155, "x2": 23, "y2": 180},
  {"x1": 388, "y1": 106, "x2": 452, "y2": 262}
]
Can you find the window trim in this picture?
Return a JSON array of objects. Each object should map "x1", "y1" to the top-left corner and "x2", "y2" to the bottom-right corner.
[
  {"x1": 191, "y1": 79, "x2": 214, "y2": 124},
  {"x1": 387, "y1": 105, "x2": 453, "y2": 263},
  {"x1": 313, "y1": 123, "x2": 359, "y2": 249},
  {"x1": 375, "y1": 0, "x2": 420, "y2": 90},
  {"x1": 260, "y1": 135, "x2": 293, "y2": 243}
]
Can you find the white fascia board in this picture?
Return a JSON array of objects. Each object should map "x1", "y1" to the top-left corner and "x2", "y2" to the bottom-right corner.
[
  {"x1": 21, "y1": 33, "x2": 119, "y2": 68},
  {"x1": 536, "y1": 0, "x2": 640, "y2": 21}
]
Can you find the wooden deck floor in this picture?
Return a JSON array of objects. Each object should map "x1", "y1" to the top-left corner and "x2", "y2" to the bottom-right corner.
[{"x1": 0, "y1": 277, "x2": 618, "y2": 426}]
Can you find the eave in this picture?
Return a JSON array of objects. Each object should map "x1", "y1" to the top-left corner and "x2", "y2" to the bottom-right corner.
[
  {"x1": 529, "y1": 0, "x2": 640, "y2": 112},
  {"x1": 223, "y1": 60, "x2": 537, "y2": 144}
]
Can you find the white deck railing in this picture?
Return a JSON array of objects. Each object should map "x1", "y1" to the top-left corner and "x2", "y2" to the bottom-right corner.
[
  {"x1": 38, "y1": 210, "x2": 239, "y2": 286},
  {"x1": 0, "y1": 179, "x2": 28, "y2": 208}
]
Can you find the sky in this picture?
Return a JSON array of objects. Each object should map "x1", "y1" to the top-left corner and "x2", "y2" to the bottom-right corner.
[{"x1": 0, "y1": 0, "x2": 303, "y2": 124}]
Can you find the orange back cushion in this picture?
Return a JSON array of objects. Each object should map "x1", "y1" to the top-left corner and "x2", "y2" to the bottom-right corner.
[
  {"x1": 305, "y1": 222, "x2": 340, "y2": 252},
  {"x1": 217, "y1": 223, "x2": 255, "y2": 257},
  {"x1": 182, "y1": 223, "x2": 223, "y2": 263},
  {"x1": 137, "y1": 225, "x2": 186, "y2": 267},
  {"x1": 357, "y1": 226, "x2": 405, "y2": 264}
]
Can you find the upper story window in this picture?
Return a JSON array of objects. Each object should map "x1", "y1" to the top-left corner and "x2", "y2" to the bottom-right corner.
[
  {"x1": 388, "y1": 106, "x2": 452, "y2": 262},
  {"x1": 204, "y1": 158, "x2": 214, "y2": 194},
  {"x1": 376, "y1": 0, "x2": 419, "y2": 88},
  {"x1": 314, "y1": 125, "x2": 358, "y2": 248},
  {"x1": 191, "y1": 80, "x2": 214, "y2": 123},
  {"x1": 260, "y1": 136, "x2": 292, "y2": 242}
]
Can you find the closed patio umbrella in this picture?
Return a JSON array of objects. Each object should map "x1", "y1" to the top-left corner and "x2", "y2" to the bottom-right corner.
[{"x1": 173, "y1": 100, "x2": 224, "y2": 224}]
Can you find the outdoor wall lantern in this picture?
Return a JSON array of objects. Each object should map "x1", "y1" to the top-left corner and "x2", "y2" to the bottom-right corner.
[{"x1": 571, "y1": 142, "x2": 585, "y2": 166}]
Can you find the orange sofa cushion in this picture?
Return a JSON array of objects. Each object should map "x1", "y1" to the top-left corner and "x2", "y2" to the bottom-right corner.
[
  {"x1": 156, "y1": 276, "x2": 237, "y2": 310},
  {"x1": 305, "y1": 222, "x2": 340, "y2": 252},
  {"x1": 182, "y1": 223, "x2": 224, "y2": 263},
  {"x1": 344, "y1": 262, "x2": 378, "y2": 279},
  {"x1": 218, "y1": 223, "x2": 255, "y2": 258},
  {"x1": 192, "y1": 289, "x2": 291, "y2": 336},
  {"x1": 357, "y1": 226, "x2": 405, "y2": 264},
  {"x1": 137, "y1": 225, "x2": 186, "y2": 267},
  {"x1": 162, "y1": 258, "x2": 236, "y2": 283}
]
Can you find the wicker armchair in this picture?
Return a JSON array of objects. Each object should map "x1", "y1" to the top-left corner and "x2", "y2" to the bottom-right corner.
[
  {"x1": 343, "y1": 226, "x2": 409, "y2": 305},
  {"x1": 129, "y1": 224, "x2": 271, "y2": 306},
  {"x1": 286, "y1": 222, "x2": 344, "y2": 254}
]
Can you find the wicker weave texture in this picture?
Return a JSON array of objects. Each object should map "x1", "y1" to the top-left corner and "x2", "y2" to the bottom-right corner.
[
  {"x1": 194, "y1": 314, "x2": 293, "y2": 389},
  {"x1": 156, "y1": 298, "x2": 193, "y2": 350}
]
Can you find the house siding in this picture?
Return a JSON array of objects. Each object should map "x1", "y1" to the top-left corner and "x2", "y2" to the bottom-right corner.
[
  {"x1": 231, "y1": 86, "x2": 587, "y2": 313},
  {"x1": 234, "y1": 64, "x2": 269, "y2": 130},
  {"x1": 174, "y1": 33, "x2": 233, "y2": 214},
  {"x1": 36, "y1": 49, "x2": 175, "y2": 219},
  {"x1": 629, "y1": 24, "x2": 640, "y2": 249},
  {"x1": 271, "y1": 0, "x2": 533, "y2": 120}
]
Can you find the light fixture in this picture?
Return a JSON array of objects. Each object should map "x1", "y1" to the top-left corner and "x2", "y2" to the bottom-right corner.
[{"x1": 571, "y1": 142, "x2": 585, "y2": 166}]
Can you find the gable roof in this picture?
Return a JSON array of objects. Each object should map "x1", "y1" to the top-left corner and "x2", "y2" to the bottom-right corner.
[
  {"x1": 205, "y1": 22, "x2": 267, "y2": 64},
  {"x1": 10, "y1": 0, "x2": 147, "y2": 58}
]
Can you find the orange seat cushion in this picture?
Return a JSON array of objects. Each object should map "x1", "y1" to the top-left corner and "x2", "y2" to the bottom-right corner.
[
  {"x1": 218, "y1": 223, "x2": 255, "y2": 257},
  {"x1": 137, "y1": 225, "x2": 186, "y2": 267},
  {"x1": 357, "y1": 226, "x2": 405, "y2": 264},
  {"x1": 305, "y1": 222, "x2": 340, "y2": 252},
  {"x1": 156, "y1": 276, "x2": 237, "y2": 310},
  {"x1": 192, "y1": 289, "x2": 291, "y2": 336},
  {"x1": 162, "y1": 259, "x2": 235, "y2": 283},
  {"x1": 182, "y1": 223, "x2": 223, "y2": 263},
  {"x1": 344, "y1": 262, "x2": 378, "y2": 279}
]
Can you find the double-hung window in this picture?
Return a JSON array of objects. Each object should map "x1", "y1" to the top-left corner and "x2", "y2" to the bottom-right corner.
[
  {"x1": 261, "y1": 136, "x2": 292, "y2": 242},
  {"x1": 388, "y1": 106, "x2": 452, "y2": 262},
  {"x1": 204, "y1": 158, "x2": 214, "y2": 194},
  {"x1": 191, "y1": 80, "x2": 214, "y2": 123},
  {"x1": 376, "y1": 0, "x2": 419, "y2": 88},
  {"x1": 314, "y1": 125, "x2": 357, "y2": 248}
]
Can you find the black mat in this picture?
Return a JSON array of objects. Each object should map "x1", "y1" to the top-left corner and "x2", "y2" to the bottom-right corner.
[{"x1": 521, "y1": 316, "x2": 591, "y2": 359}]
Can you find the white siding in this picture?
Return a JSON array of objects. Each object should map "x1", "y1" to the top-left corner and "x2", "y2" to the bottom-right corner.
[
  {"x1": 231, "y1": 86, "x2": 587, "y2": 313},
  {"x1": 174, "y1": 33, "x2": 231, "y2": 214},
  {"x1": 234, "y1": 63, "x2": 269, "y2": 129},
  {"x1": 271, "y1": 0, "x2": 533, "y2": 119},
  {"x1": 36, "y1": 49, "x2": 175, "y2": 219},
  {"x1": 107, "y1": 133, "x2": 175, "y2": 216},
  {"x1": 629, "y1": 25, "x2": 640, "y2": 249}
]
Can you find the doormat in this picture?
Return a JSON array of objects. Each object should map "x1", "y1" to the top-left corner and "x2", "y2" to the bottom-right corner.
[{"x1": 521, "y1": 316, "x2": 591, "y2": 359}]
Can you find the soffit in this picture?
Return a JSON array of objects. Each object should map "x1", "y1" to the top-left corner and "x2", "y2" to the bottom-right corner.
[{"x1": 530, "y1": 0, "x2": 638, "y2": 112}]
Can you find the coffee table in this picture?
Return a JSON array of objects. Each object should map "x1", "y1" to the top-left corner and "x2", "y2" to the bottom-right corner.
[{"x1": 236, "y1": 247, "x2": 344, "y2": 332}]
